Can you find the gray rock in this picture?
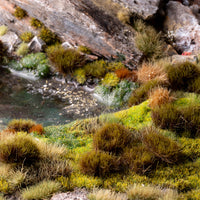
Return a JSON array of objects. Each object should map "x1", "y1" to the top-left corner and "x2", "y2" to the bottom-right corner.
[
  {"x1": 0, "y1": 31, "x2": 21, "y2": 53},
  {"x1": 28, "y1": 36, "x2": 46, "y2": 52},
  {"x1": 164, "y1": 1, "x2": 200, "y2": 53}
]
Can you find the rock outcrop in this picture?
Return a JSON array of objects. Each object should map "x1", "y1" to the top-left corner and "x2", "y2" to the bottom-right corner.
[{"x1": 0, "y1": 0, "x2": 142, "y2": 63}]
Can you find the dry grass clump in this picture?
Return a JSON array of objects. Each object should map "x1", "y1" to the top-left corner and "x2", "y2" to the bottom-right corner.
[
  {"x1": 8, "y1": 119, "x2": 36, "y2": 132},
  {"x1": 117, "y1": 9, "x2": 131, "y2": 24},
  {"x1": 29, "y1": 124, "x2": 45, "y2": 135},
  {"x1": 88, "y1": 189, "x2": 127, "y2": 200},
  {"x1": 127, "y1": 184, "x2": 178, "y2": 200},
  {"x1": 21, "y1": 180, "x2": 62, "y2": 200},
  {"x1": 0, "y1": 25, "x2": 8, "y2": 36},
  {"x1": 115, "y1": 68, "x2": 138, "y2": 82},
  {"x1": 149, "y1": 87, "x2": 175, "y2": 109},
  {"x1": 16, "y1": 43, "x2": 29, "y2": 56},
  {"x1": 137, "y1": 62, "x2": 168, "y2": 84}
]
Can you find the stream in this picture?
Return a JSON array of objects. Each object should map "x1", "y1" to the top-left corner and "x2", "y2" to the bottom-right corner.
[{"x1": 0, "y1": 66, "x2": 105, "y2": 130}]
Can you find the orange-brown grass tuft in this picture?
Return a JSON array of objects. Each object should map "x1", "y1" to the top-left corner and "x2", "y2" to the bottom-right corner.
[
  {"x1": 137, "y1": 62, "x2": 168, "y2": 84},
  {"x1": 29, "y1": 124, "x2": 45, "y2": 135},
  {"x1": 149, "y1": 87, "x2": 175, "y2": 109},
  {"x1": 115, "y1": 68, "x2": 137, "y2": 82}
]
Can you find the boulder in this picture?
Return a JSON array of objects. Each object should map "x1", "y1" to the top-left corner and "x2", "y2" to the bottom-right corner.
[
  {"x1": 28, "y1": 36, "x2": 46, "y2": 52},
  {"x1": 164, "y1": 1, "x2": 200, "y2": 53},
  {"x1": 0, "y1": 31, "x2": 21, "y2": 53},
  {"x1": 0, "y1": 0, "x2": 142, "y2": 63}
]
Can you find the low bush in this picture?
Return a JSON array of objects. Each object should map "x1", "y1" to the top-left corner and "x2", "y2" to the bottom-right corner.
[
  {"x1": 46, "y1": 44, "x2": 85, "y2": 74},
  {"x1": 20, "y1": 32, "x2": 34, "y2": 43},
  {"x1": 84, "y1": 60, "x2": 107, "y2": 78},
  {"x1": 79, "y1": 150, "x2": 116, "y2": 177},
  {"x1": 39, "y1": 26, "x2": 59, "y2": 45},
  {"x1": 93, "y1": 123, "x2": 133, "y2": 155},
  {"x1": 166, "y1": 62, "x2": 200, "y2": 91},
  {"x1": 16, "y1": 43, "x2": 29, "y2": 56},
  {"x1": 30, "y1": 18, "x2": 43, "y2": 29},
  {"x1": 102, "y1": 73, "x2": 120, "y2": 87},
  {"x1": 137, "y1": 62, "x2": 168, "y2": 84},
  {"x1": 21, "y1": 180, "x2": 61, "y2": 200},
  {"x1": 149, "y1": 87, "x2": 174, "y2": 109},
  {"x1": 128, "y1": 79, "x2": 161, "y2": 106},
  {"x1": 0, "y1": 134, "x2": 40, "y2": 165},
  {"x1": 188, "y1": 76, "x2": 200, "y2": 94},
  {"x1": 106, "y1": 62, "x2": 125, "y2": 71},
  {"x1": 37, "y1": 63, "x2": 51, "y2": 78},
  {"x1": 8, "y1": 119, "x2": 36, "y2": 132},
  {"x1": 115, "y1": 68, "x2": 137, "y2": 82},
  {"x1": 13, "y1": 6, "x2": 27, "y2": 19},
  {"x1": 78, "y1": 45, "x2": 92, "y2": 54},
  {"x1": 29, "y1": 124, "x2": 45, "y2": 135},
  {"x1": 74, "y1": 68, "x2": 86, "y2": 84},
  {"x1": 0, "y1": 25, "x2": 8, "y2": 36},
  {"x1": 141, "y1": 126, "x2": 182, "y2": 164}
]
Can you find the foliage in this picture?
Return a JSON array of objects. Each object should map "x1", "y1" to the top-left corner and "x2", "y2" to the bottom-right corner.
[
  {"x1": 79, "y1": 150, "x2": 117, "y2": 177},
  {"x1": 106, "y1": 62, "x2": 125, "y2": 71},
  {"x1": 0, "y1": 133, "x2": 40, "y2": 165},
  {"x1": 21, "y1": 180, "x2": 62, "y2": 200},
  {"x1": 37, "y1": 63, "x2": 51, "y2": 78},
  {"x1": 149, "y1": 87, "x2": 174, "y2": 109},
  {"x1": 74, "y1": 68, "x2": 86, "y2": 84},
  {"x1": 88, "y1": 189, "x2": 127, "y2": 200},
  {"x1": 188, "y1": 76, "x2": 200, "y2": 94},
  {"x1": 8, "y1": 119, "x2": 36, "y2": 132},
  {"x1": 30, "y1": 18, "x2": 43, "y2": 29},
  {"x1": 115, "y1": 68, "x2": 137, "y2": 82},
  {"x1": 166, "y1": 62, "x2": 200, "y2": 91},
  {"x1": 95, "y1": 80, "x2": 138, "y2": 108},
  {"x1": 46, "y1": 44, "x2": 85, "y2": 74},
  {"x1": 84, "y1": 60, "x2": 107, "y2": 78},
  {"x1": 102, "y1": 73, "x2": 120, "y2": 87},
  {"x1": 135, "y1": 25, "x2": 165, "y2": 60},
  {"x1": 29, "y1": 124, "x2": 45, "y2": 135},
  {"x1": 93, "y1": 123, "x2": 133, "y2": 155},
  {"x1": 13, "y1": 6, "x2": 28, "y2": 19},
  {"x1": 20, "y1": 32, "x2": 34, "y2": 43},
  {"x1": 16, "y1": 43, "x2": 29, "y2": 56},
  {"x1": 128, "y1": 79, "x2": 161, "y2": 106},
  {"x1": 78, "y1": 45, "x2": 92, "y2": 54},
  {"x1": 0, "y1": 40, "x2": 7, "y2": 63},
  {"x1": 117, "y1": 8, "x2": 130, "y2": 24},
  {"x1": 39, "y1": 26, "x2": 59, "y2": 45},
  {"x1": 0, "y1": 25, "x2": 8, "y2": 36},
  {"x1": 137, "y1": 62, "x2": 168, "y2": 84}
]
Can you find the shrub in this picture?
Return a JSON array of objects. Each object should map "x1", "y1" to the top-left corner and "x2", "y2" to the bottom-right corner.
[
  {"x1": 30, "y1": 18, "x2": 43, "y2": 29},
  {"x1": 133, "y1": 19, "x2": 147, "y2": 33},
  {"x1": 102, "y1": 73, "x2": 120, "y2": 87},
  {"x1": 128, "y1": 79, "x2": 161, "y2": 106},
  {"x1": 188, "y1": 76, "x2": 200, "y2": 94},
  {"x1": 141, "y1": 126, "x2": 182, "y2": 164},
  {"x1": 36, "y1": 63, "x2": 50, "y2": 78},
  {"x1": 93, "y1": 123, "x2": 133, "y2": 155},
  {"x1": 21, "y1": 180, "x2": 61, "y2": 200},
  {"x1": 0, "y1": 134, "x2": 40, "y2": 165},
  {"x1": 166, "y1": 62, "x2": 200, "y2": 91},
  {"x1": 149, "y1": 87, "x2": 174, "y2": 109},
  {"x1": 39, "y1": 26, "x2": 59, "y2": 45},
  {"x1": 88, "y1": 189, "x2": 127, "y2": 200},
  {"x1": 0, "y1": 25, "x2": 8, "y2": 36},
  {"x1": 79, "y1": 150, "x2": 116, "y2": 177},
  {"x1": 74, "y1": 68, "x2": 86, "y2": 84},
  {"x1": 117, "y1": 8, "x2": 130, "y2": 24},
  {"x1": 115, "y1": 68, "x2": 137, "y2": 82},
  {"x1": 16, "y1": 43, "x2": 29, "y2": 56},
  {"x1": 13, "y1": 6, "x2": 27, "y2": 19},
  {"x1": 8, "y1": 119, "x2": 36, "y2": 132},
  {"x1": 20, "y1": 32, "x2": 34, "y2": 43},
  {"x1": 151, "y1": 103, "x2": 184, "y2": 134},
  {"x1": 107, "y1": 62, "x2": 125, "y2": 71},
  {"x1": 46, "y1": 44, "x2": 85, "y2": 74},
  {"x1": 78, "y1": 45, "x2": 92, "y2": 54},
  {"x1": 84, "y1": 60, "x2": 107, "y2": 78},
  {"x1": 29, "y1": 124, "x2": 45, "y2": 135},
  {"x1": 137, "y1": 62, "x2": 168, "y2": 84},
  {"x1": 135, "y1": 27, "x2": 164, "y2": 60}
]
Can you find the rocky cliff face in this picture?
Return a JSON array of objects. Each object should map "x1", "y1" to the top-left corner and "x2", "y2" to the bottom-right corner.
[{"x1": 1, "y1": 0, "x2": 200, "y2": 62}]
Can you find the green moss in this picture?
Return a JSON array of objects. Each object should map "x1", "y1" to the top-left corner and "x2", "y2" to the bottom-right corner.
[
  {"x1": 74, "y1": 68, "x2": 86, "y2": 84},
  {"x1": 78, "y1": 46, "x2": 92, "y2": 54},
  {"x1": 20, "y1": 32, "x2": 34, "y2": 43},
  {"x1": 102, "y1": 73, "x2": 120, "y2": 87},
  {"x1": 14, "y1": 6, "x2": 28, "y2": 19},
  {"x1": 16, "y1": 43, "x2": 29, "y2": 56},
  {"x1": 0, "y1": 25, "x2": 8, "y2": 36},
  {"x1": 30, "y1": 18, "x2": 43, "y2": 29},
  {"x1": 39, "y1": 27, "x2": 59, "y2": 45}
]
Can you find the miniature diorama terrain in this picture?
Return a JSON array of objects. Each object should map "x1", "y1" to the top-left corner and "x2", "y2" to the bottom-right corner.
[{"x1": 0, "y1": 0, "x2": 200, "y2": 200}]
